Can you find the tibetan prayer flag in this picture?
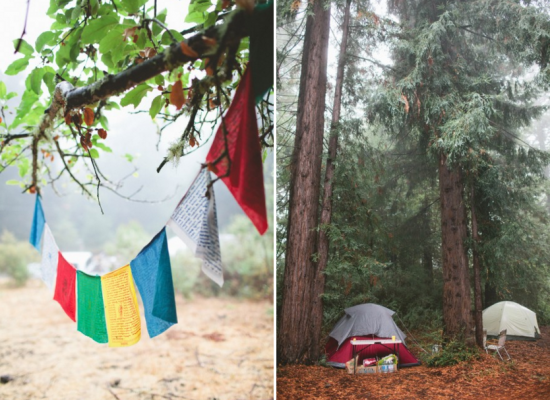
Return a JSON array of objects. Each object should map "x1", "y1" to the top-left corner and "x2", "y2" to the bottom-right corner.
[
  {"x1": 53, "y1": 252, "x2": 76, "y2": 322},
  {"x1": 167, "y1": 168, "x2": 224, "y2": 286},
  {"x1": 40, "y1": 224, "x2": 59, "y2": 292},
  {"x1": 130, "y1": 227, "x2": 177, "y2": 338},
  {"x1": 101, "y1": 265, "x2": 141, "y2": 347},
  {"x1": 77, "y1": 271, "x2": 108, "y2": 343},
  {"x1": 29, "y1": 194, "x2": 45, "y2": 250},
  {"x1": 206, "y1": 65, "x2": 268, "y2": 235}
]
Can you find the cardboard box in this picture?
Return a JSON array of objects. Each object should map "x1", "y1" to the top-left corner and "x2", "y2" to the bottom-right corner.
[{"x1": 356, "y1": 365, "x2": 378, "y2": 374}]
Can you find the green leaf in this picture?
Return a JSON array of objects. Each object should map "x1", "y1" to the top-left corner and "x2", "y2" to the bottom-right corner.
[
  {"x1": 0, "y1": 82, "x2": 6, "y2": 99},
  {"x1": 6, "y1": 92, "x2": 18, "y2": 100},
  {"x1": 36, "y1": 31, "x2": 57, "y2": 53},
  {"x1": 81, "y1": 15, "x2": 119, "y2": 44},
  {"x1": 154, "y1": 74, "x2": 164, "y2": 86},
  {"x1": 6, "y1": 180, "x2": 20, "y2": 186},
  {"x1": 204, "y1": 11, "x2": 218, "y2": 29},
  {"x1": 18, "y1": 158, "x2": 30, "y2": 178},
  {"x1": 121, "y1": 0, "x2": 148, "y2": 14},
  {"x1": 13, "y1": 39, "x2": 34, "y2": 56},
  {"x1": 43, "y1": 72, "x2": 56, "y2": 94},
  {"x1": 11, "y1": 90, "x2": 39, "y2": 129},
  {"x1": 27, "y1": 68, "x2": 45, "y2": 95},
  {"x1": 150, "y1": 95, "x2": 163, "y2": 119},
  {"x1": 120, "y1": 84, "x2": 152, "y2": 108},
  {"x1": 93, "y1": 142, "x2": 112, "y2": 153},
  {"x1": 5, "y1": 57, "x2": 30, "y2": 76},
  {"x1": 89, "y1": 148, "x2": 100, "y2": 159},
  {"x1": 185, "y1": 11, "x2": 206, "y2": 24},
  {"x1": 189, "y1": 0, "x2": 213, "y2": 14},
  {"x1": 124, "y1": 153, "x2": 134, "y2": 162},
  {"x1": 161, "y1": 30, "x2": 184, "y2": 45},
  {"x1": 99, "y1": 27, "x2": 125, "y2": 55}
]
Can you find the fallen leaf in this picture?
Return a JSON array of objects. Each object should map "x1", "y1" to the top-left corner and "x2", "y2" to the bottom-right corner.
[
  {"x1": 180, "y1": 42, "x2": 198, "y2": 58},
  {"x1": 189, "y1": 135, "x2": 198, "y2": 147},
  {"x1": 83, "y1": 107, "x2": 94, "y2": 126},
  {"x1": 170, "y1": 80, "x2": 185, "y2": 110}
]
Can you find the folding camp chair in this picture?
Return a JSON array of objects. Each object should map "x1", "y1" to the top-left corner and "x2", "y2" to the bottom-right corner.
[{"x1": 484, "y1": 329, "x2": 511, "y2": 361}]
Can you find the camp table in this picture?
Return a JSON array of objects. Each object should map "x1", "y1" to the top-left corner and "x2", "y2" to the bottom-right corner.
[{"x1": 350, "y1": 338, "x2": 402, "y2": 374}]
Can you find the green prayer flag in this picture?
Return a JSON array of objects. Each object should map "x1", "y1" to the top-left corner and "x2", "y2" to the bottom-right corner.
[
  {"x1": 77, "y1": 271, "x2": 108, "y2": 344},
  {"x1": 249, "y1": 0, "x2": 274, "y2": 104}
]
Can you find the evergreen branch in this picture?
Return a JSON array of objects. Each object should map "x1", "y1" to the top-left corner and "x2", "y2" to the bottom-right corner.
[{"x1": 348, "y1": 54, "x2": 396, "y2": 71}]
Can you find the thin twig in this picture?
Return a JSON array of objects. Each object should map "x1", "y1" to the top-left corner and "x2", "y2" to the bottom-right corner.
[{"x1": 14, "y1": 0, "x2": 31, "y2": 54}]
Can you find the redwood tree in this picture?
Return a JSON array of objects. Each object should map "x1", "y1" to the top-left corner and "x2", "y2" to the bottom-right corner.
[
  {"x1": 313, "y1": 0, "x2": 353, "y2": 353},
  {"x1": 277, "y1": 0, "x2": 331, "y2": 364}
]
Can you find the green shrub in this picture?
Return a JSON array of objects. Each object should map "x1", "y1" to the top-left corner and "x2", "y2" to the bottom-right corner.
[
  {"x1": 0, "y1": 230, "x2": 38, "y2": 286},
  {"x1": 421, "y1": 338, "x2": 481, "y2": 367}
]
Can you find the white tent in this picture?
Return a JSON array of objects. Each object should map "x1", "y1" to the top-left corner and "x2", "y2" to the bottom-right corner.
[{"x1": 483, "y1": 301, "x2": 541, "y2": 340}]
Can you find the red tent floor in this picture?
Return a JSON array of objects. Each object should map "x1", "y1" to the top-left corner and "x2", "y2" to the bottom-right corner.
[{"x1": 326, "y1": 336, "x2": 421, "y2": 368}]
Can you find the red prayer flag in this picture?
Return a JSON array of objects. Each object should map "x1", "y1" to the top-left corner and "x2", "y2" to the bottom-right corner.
[
  {"x1": 206, "y1": 65, "x2": 268, "y2": 235},
  {"x1": 53, "y1": 252, "x2": 76, "y2": 322}
]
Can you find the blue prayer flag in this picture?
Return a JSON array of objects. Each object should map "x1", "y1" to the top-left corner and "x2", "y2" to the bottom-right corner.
[
  {"x1": 29, "y1": 195, "x2": 45, "y2": 251},
  {"x1": 130, "y1": 227, "x2": 177, "y2": 338}
]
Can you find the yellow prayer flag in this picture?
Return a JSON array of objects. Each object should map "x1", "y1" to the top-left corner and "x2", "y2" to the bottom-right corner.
[{"x1": 101, "y1": 265, "x2": 141, "y2": 347}]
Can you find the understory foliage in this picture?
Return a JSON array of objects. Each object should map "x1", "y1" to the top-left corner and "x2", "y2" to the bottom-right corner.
[{"x1": 0, "y1": 230, "x2": 38, "y2": 286}]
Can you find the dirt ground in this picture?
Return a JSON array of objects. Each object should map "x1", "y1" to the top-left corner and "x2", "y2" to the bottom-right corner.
[
  {"x1": 277, "y1": 327, "x2": 550, "y2": 399},
  {"x1": 0, "y1": 279, "x2": 274, "y2": 400}
]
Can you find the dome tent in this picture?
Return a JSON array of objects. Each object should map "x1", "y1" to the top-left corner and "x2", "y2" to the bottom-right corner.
[
  {"x1": 483, "y1": 301, "x2": 541, "y2": 341},
  {"x1": 325, "y1": 303, "x2": 420, "y2": 368}
]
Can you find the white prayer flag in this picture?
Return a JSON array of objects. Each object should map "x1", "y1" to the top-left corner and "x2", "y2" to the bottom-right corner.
[
  {"x1": 40, "y1": 224, "x2": 59, "y2": 292},
  {"x1": 167, "y1": 168, "x2": 224, "y2": 286}
]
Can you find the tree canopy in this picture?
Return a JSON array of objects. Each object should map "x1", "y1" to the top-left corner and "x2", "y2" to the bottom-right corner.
[{"x1": 0, "y1": 0, "x2": 274, "y2": 208}]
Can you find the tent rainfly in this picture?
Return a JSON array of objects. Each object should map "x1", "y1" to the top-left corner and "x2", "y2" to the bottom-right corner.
[
  {"x1": 325, "y1": 303, "x2": 420, "y2": 368},
  {"x1": 483, "y1": 301, "x2": 541, "y2": 340}
]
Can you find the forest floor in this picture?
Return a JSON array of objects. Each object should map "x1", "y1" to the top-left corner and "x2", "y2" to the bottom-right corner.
[
  {"x1": 0, "y1": 279, "x2": 274, "y2": 400},
  {"x1": 277, "y1": 326, "x2": 550, "y2": 399}
]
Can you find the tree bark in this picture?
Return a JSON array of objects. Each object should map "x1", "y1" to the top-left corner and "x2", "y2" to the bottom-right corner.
[
  {"x1": 438, "y1": 154, "x2": 472, "y2": 340},
  {"x1": 312, "y1": 0, "x2": 352, "y2": 359},
  {"x1": 471, "y1": 183, "x2": 483, "y2": 348},
  {"x1": 277, "y1": 0, "x2": 331, "y2": 365}
]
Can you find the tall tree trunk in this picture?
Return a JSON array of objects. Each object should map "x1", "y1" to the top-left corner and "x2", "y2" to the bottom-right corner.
[
  {"x1": 277, "y1": 0, "x2": 331, "y2": 365},
  {"x1": 312, "y1": 0, "x2": 353, "y2": 359},
  {"x1": 438, "y1": 154, "x2": 472, "y2": 340},
  {"x1": 471, "y1": 184, "x2": 483, "y2": 348}
]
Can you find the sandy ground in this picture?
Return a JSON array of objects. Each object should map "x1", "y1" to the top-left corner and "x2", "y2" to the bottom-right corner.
[{"x1": 0, "y1": 279, "x2": 274, "y2": 400}]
